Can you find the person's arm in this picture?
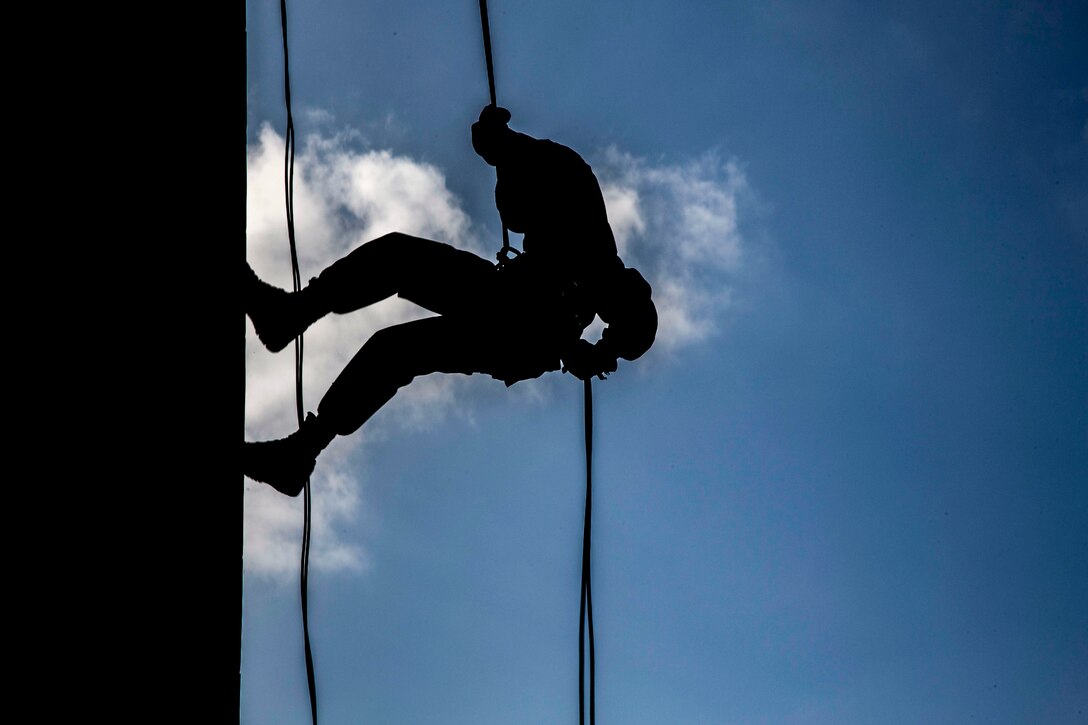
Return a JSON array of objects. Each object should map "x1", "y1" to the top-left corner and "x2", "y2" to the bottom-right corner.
[{"x1": 561, "y1": 267, "x2": 658, "y2": 380}]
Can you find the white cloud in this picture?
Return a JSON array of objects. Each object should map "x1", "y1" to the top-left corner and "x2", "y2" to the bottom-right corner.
[
  {"x1": 244, "y1": 126, "x2": 757, "y2": 579},
  {"x1": 600, "y1": 185, "x2": 644, "y2": 257},
  {"x1": 596, "y1": 147, "x2": 750, "y2": 352},
  {"x1": 243, "y1": 441, "x2": 370, "y2": 578},
  {"x1": 245, "y1": 126, "x2": 484, "y2": 580}
]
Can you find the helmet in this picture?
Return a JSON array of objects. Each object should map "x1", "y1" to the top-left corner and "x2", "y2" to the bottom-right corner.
[{"x1": 471, "y1": 105, "x2": 512, "y2": 165}]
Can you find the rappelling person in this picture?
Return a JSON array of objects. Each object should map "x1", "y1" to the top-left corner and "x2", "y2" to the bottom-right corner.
[{"x1": 244, "y1": 106, "x2": 657, "y2": 495}]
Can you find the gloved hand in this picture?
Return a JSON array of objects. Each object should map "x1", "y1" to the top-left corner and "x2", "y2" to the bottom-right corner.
[{"x1": 561, "y1": 339, "x2": 618, "y2": 381}]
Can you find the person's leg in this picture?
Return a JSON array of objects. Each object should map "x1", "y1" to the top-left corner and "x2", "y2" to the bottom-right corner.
[
  {"x1": 316, "y1": 316, "x2": 494, "y2": 435},
  {"x1": 246, "y1": 232, "x2": 494, "y2": 352},
  {"x1": 243, "y1": 315, "x2": 497, "y2": 495}
]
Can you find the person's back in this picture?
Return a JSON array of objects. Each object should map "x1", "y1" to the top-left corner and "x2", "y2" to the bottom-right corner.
[
  {"x1": 474, "y1": 107, "x2": 621, "y2": 286},
  {"x1": 495, "y1": 131, "x2": 619, "y2": 284}
]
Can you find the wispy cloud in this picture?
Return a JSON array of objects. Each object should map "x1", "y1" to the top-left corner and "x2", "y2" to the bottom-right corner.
[
  {"x1": 243, "y1": 441, "x2": 370, "y2": 577},
  {"x1": 245, "y1": 126, "x2": 758, "y2": 578},
  {"x1": 596, "y1": 147, "x2": 751, "y2": 352},
  {"x1": 245, "y1": 126, "x2": 484, "y2": 580}
]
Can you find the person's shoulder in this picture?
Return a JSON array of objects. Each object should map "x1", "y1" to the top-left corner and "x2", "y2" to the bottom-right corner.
[
  {"x1": 510, "y1": 130, "x2": 579, "y2": 157},
  {"x1": 533, "y1": 137, "x2": 591, "y2": 171},
  {"x1": 540, "y1": 136, "x2": 583, "y2": 157}
]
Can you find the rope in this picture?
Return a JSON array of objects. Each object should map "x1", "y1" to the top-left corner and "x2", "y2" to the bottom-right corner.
[
  {"x1": 477, "y1": 4, "x2": 595, "y2": 720},
  {"x1": 579, "y1": 378, "x2": 596, "y2": 725},
  {"x1": 477, "y1": 0, "x2": 497, "y2": 107},
  {"x1": 274, "y1": 8, "x2": 598, "y2": 725},
  {"x1": 476, "y1": 0, "x2": 516, "y2": 264},
  {"x1": 279, "y1": 0, "x2": 318, "y2": 723}
]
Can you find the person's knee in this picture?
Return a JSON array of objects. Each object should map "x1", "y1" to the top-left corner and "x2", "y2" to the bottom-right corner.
[
  {"x1": 316, "y1": 326, "x2": 422, "y2": 435},
  {"x1": 368, "y1": 231, "x2": 426, "y2": 260}
]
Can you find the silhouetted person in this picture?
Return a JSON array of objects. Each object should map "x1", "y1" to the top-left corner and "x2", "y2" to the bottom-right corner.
[{"x1": 244, "y1": 106, "x2": 657, "y2": 495}]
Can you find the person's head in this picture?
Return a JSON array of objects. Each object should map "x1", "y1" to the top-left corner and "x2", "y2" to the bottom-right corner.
[{"x1": 471, "y1": 105, "x2": 512, "y2": 166}]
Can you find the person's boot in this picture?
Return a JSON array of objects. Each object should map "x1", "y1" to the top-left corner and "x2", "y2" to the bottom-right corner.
[
  {"x1": 244, "y1": 413, "x2": 335, "y2": 496},
  {"x1": 244, "y1": 262, "x2": 327, "y2": 353}
]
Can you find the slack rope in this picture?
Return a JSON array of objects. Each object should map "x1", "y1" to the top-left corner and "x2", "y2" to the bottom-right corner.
[
  {"x1": 279, "y1": 1, "x2": 318, "y2": 723},
  {"x1": 579, "y1": 378, "x2": 596, "y2": 725}
]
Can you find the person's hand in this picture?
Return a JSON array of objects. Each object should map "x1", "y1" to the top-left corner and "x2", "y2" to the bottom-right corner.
[{"x1": 561, "y1": 339, "x2": 618, "y2": 381}]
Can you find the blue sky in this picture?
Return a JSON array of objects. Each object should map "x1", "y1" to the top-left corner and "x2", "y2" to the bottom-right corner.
[{"x1": 243, "y1": 1, "x2": 1087, "y2": 722}]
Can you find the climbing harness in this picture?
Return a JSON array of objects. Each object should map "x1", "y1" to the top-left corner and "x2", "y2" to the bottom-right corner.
[{"x1": 278, "y1": 1, "x2": 319, "y2": 723}]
